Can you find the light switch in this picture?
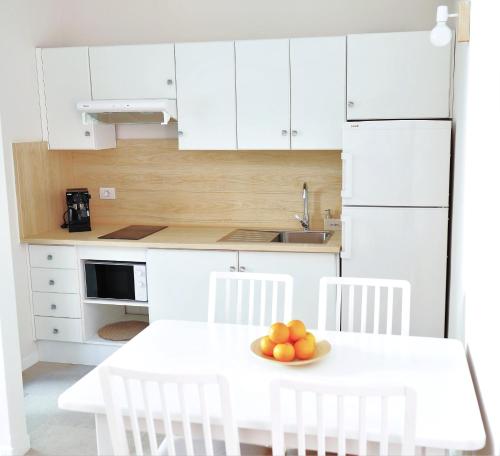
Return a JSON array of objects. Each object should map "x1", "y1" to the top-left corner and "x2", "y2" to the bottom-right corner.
[{"x1": 99, "y1": 187, "x2": 116, "y2": 200}]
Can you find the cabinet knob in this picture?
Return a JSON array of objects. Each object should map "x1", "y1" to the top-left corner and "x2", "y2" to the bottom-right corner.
[
  {"x1": 281, "y1": 129, "x2": 288, "y2": 136},
  {"x1": 178, "y1": 130, "x2": 184, "y2": 137},
  {"x1": 229, "y1": 266, "x2": 236, "y2": 272},
  {"x1": 292, "y1": 130, "x2": 298, "y2": 137},
  {"x1": 47, "y1": 254, "x2": 53, "y2": 261},
  {"x1": 167, "y1": 78, "x2": 173, "y2": 85},
  {"x1": 52, "y1": 328, "x2": 59, "y2": 334},
  {"x1": 84, "y1": 131, "x2": 91, "y2": 137},
  {"x1": 49, "y1": 279, "x2": 55, "y2": 286},
  {"x1": 347, "y1": 101, "x2": 354, "y2": 108},
  {"x1": 50, "y1": 304, "x2": 57, "y2": 310},
  {"x1": 239, "y1": 266, "x2": 246, "y2": 272}
]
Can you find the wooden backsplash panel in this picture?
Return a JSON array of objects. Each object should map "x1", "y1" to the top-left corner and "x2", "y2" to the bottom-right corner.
[
  {"x1": 13, "y1": 142, "x2": 74, "y2": 238},
  {"x1": 14, "y1": 139, "x2": 342, "y2": 235}
]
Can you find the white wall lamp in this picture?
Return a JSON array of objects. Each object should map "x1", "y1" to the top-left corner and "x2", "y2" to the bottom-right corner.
[{"x1": 430, "y1": 1, "x2": 470, "y2": 47}]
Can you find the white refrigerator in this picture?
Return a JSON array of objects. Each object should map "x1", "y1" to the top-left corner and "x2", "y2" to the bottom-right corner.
[{"x1": 341, "y1": 120, "x2": 451, "y2": 337}]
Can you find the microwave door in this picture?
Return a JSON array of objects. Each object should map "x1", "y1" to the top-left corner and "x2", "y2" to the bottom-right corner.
[{"x1": 85, "y1": 262, "x2": 136, "y2": 300}]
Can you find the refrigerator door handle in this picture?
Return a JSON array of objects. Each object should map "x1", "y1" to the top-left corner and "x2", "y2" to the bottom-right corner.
[
  {"x1": 340, "y1": 215, "x2": 352, "y2": 259},
  {"x1": 341, "y1": 152, "x2": 353, "y2": 199}
]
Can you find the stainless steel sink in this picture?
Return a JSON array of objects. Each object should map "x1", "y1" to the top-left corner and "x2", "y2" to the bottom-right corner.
[
  {"x1": 217, "y1": 229, "x2": 332, "y2": 244},
  {"x1": 277, "y1": 230, "x2": 332, "y2": 244}
]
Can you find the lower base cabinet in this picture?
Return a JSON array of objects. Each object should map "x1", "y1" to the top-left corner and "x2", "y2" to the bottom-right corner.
[{"x1": 147, "y1": 249, "x2": 338, "y2": 328}]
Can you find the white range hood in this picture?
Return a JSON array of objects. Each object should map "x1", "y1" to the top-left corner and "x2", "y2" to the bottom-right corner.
[{"x1": 76, "y1": 99, "x2": 177, "y2": 125}]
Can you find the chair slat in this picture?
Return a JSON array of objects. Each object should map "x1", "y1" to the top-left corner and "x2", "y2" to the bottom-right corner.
[
  {"x1": 124, "y1": 378, "x2": 144, "y2": 456},
  {"x1": 358, "y1": 396, "x2": 367, "y2": 456},
  {"x1": 387, "y1": 287, "x2": 394, "y2": 335},
  {"x1": 374, "y1": 286, "x2": 381, "y2": 334},
  {"x1": 198, "y1": 384, "x2": 214, "y2": 456},
  {"x1": 271, "y1": 281, "x2": 278, "y2": 323},
  {"x1": 348, "y1": 285, "x2": 355, "y2": 331},
  {"x1": 236, "y1": 279, "x2": 243, "y2": 324},
  {"x1": 296, "y1": 391, "x2": 305, "y2": 456},
  {"x1": 380, "y1": 395, "x2": 389, "y2": 455},
  {"x1": 335, "y1": 284, "x2": 342, "y2": 331},
  {"x1": 140, "y1": 380, "x2": 159, "y2": 455},
  {"x1": 337, "y1": 395, "x2": 346, "y2": 456},
  {"x1": 316, "y1": 393, "x2": 326, "y2": 456},
  {"x1": 360, "y1": 285, "x2": 368, "y2": 333},
  {"x1": 178, "y1": 383, "x2": 194, "y2": 456},
  {"x1": 159, "y1": 383, "x2": 176, "y2": 456},
  {"x1": 224, "y1": 279, "x2": 231, "y2": 323},
  {"x1": 260, "y1": 281, "x2": 267, "y2": 326},
  {"x1": 248, "y1": 280, "x2": 255, "y2": 325}
]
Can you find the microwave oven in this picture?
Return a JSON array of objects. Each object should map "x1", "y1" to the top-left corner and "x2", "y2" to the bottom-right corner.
[{"x1": 84, "y1": 261, "x2": 147, "y2": 302}]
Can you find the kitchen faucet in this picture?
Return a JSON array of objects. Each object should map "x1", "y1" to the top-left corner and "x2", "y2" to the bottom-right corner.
[{"x1": 294, "y1": 182, "x2": 310, "y2": 231}]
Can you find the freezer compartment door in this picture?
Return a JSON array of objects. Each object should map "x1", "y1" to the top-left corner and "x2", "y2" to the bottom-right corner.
[
  {"x1": 342, "y1": 120, "x2": 451, "y2": 207},
  {"x1": 341, "y1": 206, "x2": 448, "y2": 337}
]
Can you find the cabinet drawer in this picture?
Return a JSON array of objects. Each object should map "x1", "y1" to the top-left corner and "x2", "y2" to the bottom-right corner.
[
  {"x1": 34, "y1": 316, "x2": 83, "y2": 342},
  {"x1": 31, "y1": 268, "x2": 80, "y2": 293},
  {"x1": 29, "y1": 245, "x2": 77, "y2": 269},
  {"x1": 32, "y1": 292, "x2": 81, "y2": 318}
]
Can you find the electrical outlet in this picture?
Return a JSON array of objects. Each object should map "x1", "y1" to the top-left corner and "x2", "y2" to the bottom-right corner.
[
  {"x1": 99, "y1": 187, "x2": 116, "y2": 200},
  {"x1": 324, "y1": 218, "x2": 341, "y2": 230}
]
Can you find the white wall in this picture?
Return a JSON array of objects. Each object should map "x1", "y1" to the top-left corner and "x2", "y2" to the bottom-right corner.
[
  {"x1": 0, "y1": 0, "x2": 42, "y2": 452},
  {"x1": 28, "y1": 0, "x2": 452, "y2": 46},
  {"x1": 448, "y1": 0, "x2": 500, "y2": 453}
]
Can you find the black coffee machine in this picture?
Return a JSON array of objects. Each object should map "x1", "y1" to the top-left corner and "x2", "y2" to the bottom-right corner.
[{"x1": 63, "y1": 188, "x2": 91, "y2": 232}]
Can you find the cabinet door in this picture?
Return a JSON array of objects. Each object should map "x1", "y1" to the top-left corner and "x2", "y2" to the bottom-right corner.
[
  {"x1": 235, "y1": 39, "x2": 290, "y2": 149},
  {"x1": 238, "y1": 251, "x2": 338, "y2": 328},
  {"x1": 290, "y1": 37, "x2": 346, "y2": 149},
  {"x1": 147, "y1": 249, "x2": 238, "y2": 322},
  {"x1": 175, "y1": 41, "x2": 237, "y2": 150},
  {"x1": 41, "y1": 47, "x2": 116, "y2": 150},
  {"x1": 347, "y1": 31, "x2": 452, "y2": 120},
  {"x1": 89, "y1": 44, "x2": 176, "y2": 99}
]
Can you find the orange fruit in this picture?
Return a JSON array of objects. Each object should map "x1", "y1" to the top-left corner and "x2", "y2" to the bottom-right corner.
[
  {"x1": 294, "y1": 338, "x2": 316, "y2": 360},
  {"x1": 304, "y1": 331, "x2": 316, "y2": 345},
  {"x1": 260, "y1": 336, "x2": 276, "y2": 357},
  {"x1": 287, "y1": 320, "x2": 306, "y2": 342},
  {"x1": 268, "y1": 322, "x2": 290, "y2": 344},
  {"x1": 273, "y1": 342, "x2": 295, "y2": 362}
]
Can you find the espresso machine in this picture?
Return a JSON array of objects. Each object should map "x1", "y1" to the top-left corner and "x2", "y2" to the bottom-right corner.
[{"x1": 64, "y1": 188, "x2": 91, "y2": 232}]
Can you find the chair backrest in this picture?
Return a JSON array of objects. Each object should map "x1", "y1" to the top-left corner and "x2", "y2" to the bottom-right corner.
[
  {"x1": 271, "y1": 379, "x2": 416, "y2": 456},
  {"x1": 318, "y1": 277, "x2": 411, "y2": 335},
  {"x1": 208, "y1": 271, "x2": 293, "y2": 325},
  {"x1": 99, "y1": 365, "x2": 240, "y2": 456}
]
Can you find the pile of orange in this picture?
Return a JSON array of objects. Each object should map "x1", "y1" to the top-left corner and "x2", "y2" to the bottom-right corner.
[{"x1": 260, "y1": 320, "x2": 316, "y2": 362}]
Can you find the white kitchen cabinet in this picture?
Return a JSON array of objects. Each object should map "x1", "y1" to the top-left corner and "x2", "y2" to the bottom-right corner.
[
  {"x1": 290, "y1": 37, "x2": 346, "y2": 149},
  {"x1": 346, "y1": 31, "x2": 452, "y2": 120},
  {"x1": 89, "y1": 44, "x2": 176, "y2": 100},
  {"x1": 235, "y1": 39, "x2": 291, "y2": 149},
  {"x1": 41, "y1": 47, "x2": 116, "y2": 150},
  {"x1": 147, "y1": 249, "x2": 238, "y2": 322},
  {"x1": 238, "y1": 251, "x2": 338, "y2": 328},
  {"x1": 175, "y1": 41, "x2": 237, "y2": 150}
]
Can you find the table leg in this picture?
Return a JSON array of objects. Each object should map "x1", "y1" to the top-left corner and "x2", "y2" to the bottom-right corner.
[{"x1": 95, "y1": 414, "x2": 113, "y2": 455}]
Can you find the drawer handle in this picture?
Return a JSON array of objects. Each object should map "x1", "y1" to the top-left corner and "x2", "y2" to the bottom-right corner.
[
  {"x1": 239, "y1": 266, "x2": 246, "y2": 272},
  {"x1": 52, "y1": 328, "x2": 59, "y2": 334},
  {"x1": 50, "y1": 304, "x2": 57, "y2": 310},
  {"x1": 47, "y1": 254, "x2": 53, "y2": 261},
  {"x1": 49, "y1": 280, "x2": 55, "y2": 286}
]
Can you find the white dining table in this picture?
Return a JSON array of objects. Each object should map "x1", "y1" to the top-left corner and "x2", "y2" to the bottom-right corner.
[{"x1": 58, "y1": 320, "x2": 485, "y2": 455}]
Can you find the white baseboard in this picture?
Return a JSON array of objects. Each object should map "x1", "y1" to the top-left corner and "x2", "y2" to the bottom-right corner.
[
  {"x1": 0, "y1": 434, "x2": 30, "y2": 455},
  {"x1": 37, "y1": 340, "x2": 118, "y2": 365},
  {"x1": 21, "y1": 350, "x2": 39, "y2": 371}
]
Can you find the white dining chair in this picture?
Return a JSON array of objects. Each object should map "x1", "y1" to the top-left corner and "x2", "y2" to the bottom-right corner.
[
  {"x1": 99, "y1": 365, "x2": 241, "y2": 456},
  {"x1": 270, "y1": 379, "x2": 417, "y2": 456},
  {"x1": 208, "y1": 271, "x2": 293, "y2": 325},
  {"x1": 317, "y1": 277, "x2": 411, "y2": 335}
]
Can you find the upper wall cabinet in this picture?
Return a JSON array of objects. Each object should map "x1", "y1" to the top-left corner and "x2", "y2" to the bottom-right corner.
[
  {"x1": 89, "y1": 44, "x2": 176, "y2": 99},
  {"x1": 41, "y1": 47, "x2": 116, "y2": 150},
  {"x1": 235, "y1": 39, "x2": 291, "y2": 150},
  {"x1": 290, "y1": 37, "x2": 345, "y2": 150},
  {"x1": 346, "y1": 31, "x2": 452, "y2": 120},
  {"x1": 175, "y1": 41, "x2": 236, "y2": 150}
]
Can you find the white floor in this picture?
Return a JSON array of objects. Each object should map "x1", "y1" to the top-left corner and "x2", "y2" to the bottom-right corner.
[{"x1": 23, "y1": 362, "x2": 96, "y2": 456}]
